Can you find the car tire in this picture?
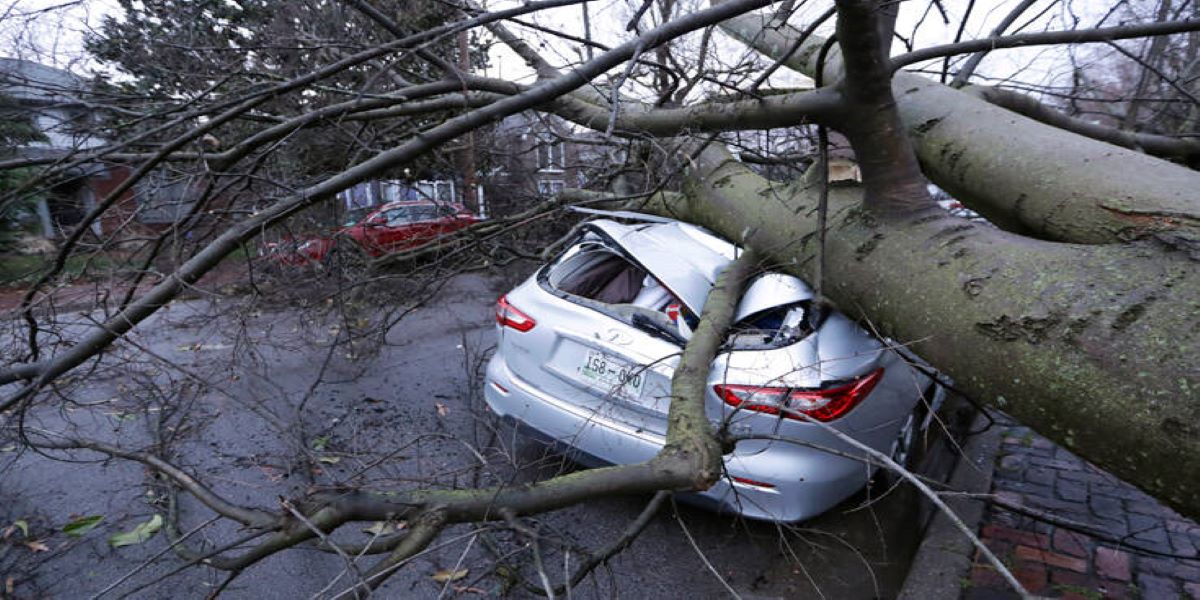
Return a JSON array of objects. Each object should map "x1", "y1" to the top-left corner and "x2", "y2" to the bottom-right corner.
[
  {"x1": 873, "y1": 388, "x2": 933, "y2": 488},
  {"x1": 323, "y1": 242, "x2": 369, "y2": 279}
]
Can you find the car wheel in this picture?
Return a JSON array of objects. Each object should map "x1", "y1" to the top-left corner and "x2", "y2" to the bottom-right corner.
[
  {"x1": 323, "y1": 243, "x2": 370, "y2": 279},
  {"x1": 874, "y1": 394, "x2": 930, "y2": 488},
  {"x1": 888, "y1": 409, "x2": 919, "y2": 471}
]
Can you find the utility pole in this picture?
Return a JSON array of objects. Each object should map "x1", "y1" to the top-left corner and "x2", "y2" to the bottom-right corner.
[
  {"x1": 583, "y1": 3, "x2": 594, "y2": 61},
  {"x1": 457, "y1": 30, "x2": 480, "y2": 216}
]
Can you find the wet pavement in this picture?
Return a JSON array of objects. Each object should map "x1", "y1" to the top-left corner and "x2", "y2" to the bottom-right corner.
[{"x1": 2, "y1": 270, "x2": 927, "y2": 599}]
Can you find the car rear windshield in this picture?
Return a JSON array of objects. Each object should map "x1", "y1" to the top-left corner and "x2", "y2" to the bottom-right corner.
[{"x1": 544, "y1": 240, "x2": 812, "y2": 349}]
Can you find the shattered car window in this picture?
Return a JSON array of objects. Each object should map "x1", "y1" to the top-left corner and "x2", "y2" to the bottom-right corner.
[
  {"x1": 545, "y1": 237, "x2": 811, "y2": 349},
  {"x1": 727, "y1": 303, "x2": 810, "y2": 349},
  {"x1": 554, "y1": 251, "x2": 648, "y2": 304},
  {"x1": 546, "y1": 243, "x2": 695, "y2": 343}
]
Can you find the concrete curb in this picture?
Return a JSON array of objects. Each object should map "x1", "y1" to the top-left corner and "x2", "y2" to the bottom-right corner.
[{"x1": 898, "y1": 411, "x2": 1002, "y2": 599}]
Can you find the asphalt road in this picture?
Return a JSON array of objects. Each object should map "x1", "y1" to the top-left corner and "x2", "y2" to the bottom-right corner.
[{"x1": 1, "y1": 270, "x2": 924, "y2": 599}]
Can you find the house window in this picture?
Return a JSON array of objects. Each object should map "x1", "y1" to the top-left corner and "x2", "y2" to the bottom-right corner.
[
  {"x1": 340, "y1": 182, "x2": 375, "y2": 209},
  {"x1": 538, "y1": 180, "x2": 565, "y2": 197},
  {"x1": 436, "y1": 181, "x2": 455, "y2": 203},
  {"x1": 537, "y1": 134, "x2": 564, "y2": 171},
  {"x1": 380, "y1": 180, "x2": 408, "y2": 203},
  {"x1": 417, "y1": 180, "x2": 456, "y2": 204}
]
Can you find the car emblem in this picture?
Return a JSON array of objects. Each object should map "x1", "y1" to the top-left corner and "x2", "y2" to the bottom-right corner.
[{"x1": 601, "y1": 329, "x2": 633, "y2": 345}]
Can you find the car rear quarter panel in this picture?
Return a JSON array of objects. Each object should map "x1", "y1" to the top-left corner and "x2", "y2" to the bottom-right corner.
[{"x1": 498, "y1": 275, "x2": 683, "y2": 433}]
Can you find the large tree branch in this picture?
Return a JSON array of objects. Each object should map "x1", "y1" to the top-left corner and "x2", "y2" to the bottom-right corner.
[
  {"x1": 718, "y1": 10, "x2": 1200, "y2": 244},
  {"x1": 547, "y1": 85, "x2": 844, "y2": 134},
  {"x1": 831, "y1": 0, "x2": 935, "y2": 214},
  {"x1": 667, "y1": 144, "x2": 1200, "y2": 520},
  {"x1": 967, "y1": 85, "x2": 1200, "y2": 161}
]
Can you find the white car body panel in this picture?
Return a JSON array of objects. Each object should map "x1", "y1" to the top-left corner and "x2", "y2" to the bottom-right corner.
[{"x1": 484, "y1": 218, "x2": 938, "y2": 522}]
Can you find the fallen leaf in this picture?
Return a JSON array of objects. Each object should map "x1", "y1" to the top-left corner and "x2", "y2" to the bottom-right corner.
[
  {"x1": 317, "y1": 456, "x2": 341, "y2": 464},
  {"x1": 259, "y1": 466, "x2": 283, "y2": 483},
  {"x1": 63, "y1": 515, "x2": 104, "y2": 537},
  {"x1": 3, "y1": 519, "x2": 28, "y2": 539},
  {"x1": 432, "y1": 568, "x2": 468, "y2": 583},
  {"x1": 435, "y1": 403, "x2": 449, "y2": 417},
  {"x1": 24, "y1": 540, "x2": 49, "y2": 553},
  {"x1": 362, "y1": 521, "x2": 405, "y2": 536},
  {"x1": 109, "y1": 515, "x2": 162, "y2": 548}
]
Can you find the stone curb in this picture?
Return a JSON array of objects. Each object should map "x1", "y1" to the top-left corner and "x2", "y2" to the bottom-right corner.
[{"x1": 898, "y1": 411, "x2": 1002, "y2": 600}]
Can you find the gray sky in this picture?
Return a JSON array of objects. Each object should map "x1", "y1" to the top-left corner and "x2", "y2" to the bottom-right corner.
[
  {"x1": 0, "y1": 0, "x2": 120, "y2": 71},
  {"x1": 479, "y1": 0, "x2": 1110, "y2": 99},
  {"x1": 1, "y1": 0, "x2": 1124, "y2": 95}
]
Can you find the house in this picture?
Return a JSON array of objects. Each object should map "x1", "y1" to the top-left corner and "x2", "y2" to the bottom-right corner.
[
  {"x1": 0, "y1": 58, "x2": 131, "y2": 240},
  {"x1": 0, "y1": 59, "x2": 214, "y2": 242},
  {"x1": 338, "y1": 178, "x2": 462, "y2": 211},
  {"x1": 485, "y1": 112, "x2": 608, "y2": 213}
]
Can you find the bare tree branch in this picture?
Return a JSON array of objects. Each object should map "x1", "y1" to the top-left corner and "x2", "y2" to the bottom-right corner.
[
  {"x1": 892, "y1": 17, "x2": 1200, "y2": 72},
  {"x1": 949, "y1": 0, "x2": 1037, "y2": 87}
]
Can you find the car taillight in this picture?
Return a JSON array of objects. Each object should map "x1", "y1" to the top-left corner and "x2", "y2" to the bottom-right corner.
[
  {"x1": 496, "y1": 295, "x2": 536, "y2": 332},
  {"x1": 731, "y1": 475, "x2": 776, "y2": 488},
  {"x1": 714, "y1": 368, "x2": 884, "y2": 422}
]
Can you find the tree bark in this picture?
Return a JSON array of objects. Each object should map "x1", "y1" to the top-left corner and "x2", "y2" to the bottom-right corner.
[
  {"x1": 719, "y1": 13, "x2": 1200, "y2": 246},
  {"x1": 663, "y1": 144, "x2": 1200, "y2": 519}
]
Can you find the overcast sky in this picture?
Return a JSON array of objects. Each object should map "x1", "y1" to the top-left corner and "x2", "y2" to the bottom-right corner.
[
  {"x1": 476, "y1": 0, "x2": 1106, "y2": 97},
  {"x1": 0, "y1": 0, "x2": 1123, "y2": 94}
]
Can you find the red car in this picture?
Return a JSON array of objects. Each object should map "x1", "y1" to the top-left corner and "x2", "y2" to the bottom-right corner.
[{"x1": 263, "y1": 201, "x2": 477, "y2": 265}]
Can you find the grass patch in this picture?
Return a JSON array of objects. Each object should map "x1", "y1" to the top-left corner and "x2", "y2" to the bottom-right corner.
[{"x1": 0, "y1": 253, "x2": 127, "y2": 288}]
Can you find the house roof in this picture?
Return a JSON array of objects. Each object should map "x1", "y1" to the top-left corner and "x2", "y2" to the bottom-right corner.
[{"x1": 0, "y1": 58, "x2": 86, "y2": 106}]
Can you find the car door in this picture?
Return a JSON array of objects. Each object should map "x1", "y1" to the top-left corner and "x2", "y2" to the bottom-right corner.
[
  {"x1": 346, "y1": 209, "x2": 386, "y2": 255},
  {"x1": 401, "y1": 205, "x2": 442, "y2": 248},
  {"x1": 373, "y1": 205, "x2": 416, "y2": 252},
  {"x1": 440, "y1": 205, "x2": 475, "y2": 237}
]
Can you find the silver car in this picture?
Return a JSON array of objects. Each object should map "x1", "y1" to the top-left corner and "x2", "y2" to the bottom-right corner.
[{"x1": 484, "y1": 215, "x2": 944, "y2": 522}]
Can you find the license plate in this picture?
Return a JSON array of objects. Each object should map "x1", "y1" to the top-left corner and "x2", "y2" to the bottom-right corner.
[{"x1": 577, "y1": 350, "x2": 647, "y2": 401}]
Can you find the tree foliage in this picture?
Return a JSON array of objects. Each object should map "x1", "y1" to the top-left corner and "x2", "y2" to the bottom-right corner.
[{"x1": 85, "y1": 0, "x2": 491, "y2": 180}]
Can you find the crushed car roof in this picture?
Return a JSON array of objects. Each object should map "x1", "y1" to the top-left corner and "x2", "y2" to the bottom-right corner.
[{"x1": 579, "y1": 218, "x2": 812, "y2": 316}]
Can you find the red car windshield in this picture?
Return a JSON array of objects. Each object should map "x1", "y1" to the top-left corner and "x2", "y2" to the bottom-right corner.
[{"x1": 341, "y1": 207, "x2": 373, "y2": 227}]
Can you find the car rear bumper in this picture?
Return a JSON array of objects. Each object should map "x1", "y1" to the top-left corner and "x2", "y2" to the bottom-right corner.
[{"x1": 484, "y1": 354, "x2": 872, "y2": 523}]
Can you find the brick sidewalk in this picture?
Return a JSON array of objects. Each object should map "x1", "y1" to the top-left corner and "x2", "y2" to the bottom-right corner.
[{"x1": 964, "y1": 425, "x2": 1200, "y2": 599}]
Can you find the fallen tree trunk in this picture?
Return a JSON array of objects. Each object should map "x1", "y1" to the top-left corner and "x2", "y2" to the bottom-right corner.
[
  {"x1": 720, "y1": 13, "x2": 1200, "y2": 246},
  {"x1": 656, "y1": 144, "x2": 1200, "y2": 519}
]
